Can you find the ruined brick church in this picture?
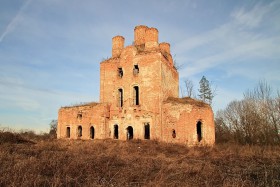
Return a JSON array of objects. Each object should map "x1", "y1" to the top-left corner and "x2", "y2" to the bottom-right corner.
[{"x1": 57, "y1": 25, "x2": 215, "y2": 145}]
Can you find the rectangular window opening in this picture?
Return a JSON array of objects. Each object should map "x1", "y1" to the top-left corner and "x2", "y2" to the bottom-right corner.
[
  {"x1": 144, "y1": 123, "x2": 150, "y2": 139},
  {"x1": 77, "y1": 112, "x2": 82, "y2": 120},
  {"x1": 133, "y1": 86, "x2": 139, "y2": 105},
  {"x1": 66, "y1": 127, "x2": 70, "y2": 138},
  {"x1": 114, "y1": 124, "x2": 119, "y2": 139},
  {"x1": 118, "y1": 89, "x2": 123, "y2": 107},
  {"x1": 133, "y1": 65, "x2": 139, "y2": 75},
  {"x1": 118, "y1": 68, "x2": 123, "y2": 78}
]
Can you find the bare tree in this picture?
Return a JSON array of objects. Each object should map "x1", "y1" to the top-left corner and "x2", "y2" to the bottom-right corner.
[
  {"x1": 215, "y1": 80, "x2": 280, "y2": 145},
  {"x1": 49, "y1": 120, "x2": 57, "y2": 138},
  {"x1": 184, "y1": 79, "x2": 195, "y2": 98}
]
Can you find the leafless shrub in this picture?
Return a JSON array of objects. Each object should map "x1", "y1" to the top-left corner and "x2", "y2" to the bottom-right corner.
[
  {"x1": 215, "y1": 80, "x2": 280, "y2": 145},
  {"x1": 0, "y1": 131, "x2": 32, "y2": 144},
  {"x1": 184, "y1": 79, "x2": 195, "y2": 98},
  {"x1": 173, "y1": 55, "x2": 183, "y2": 70}
]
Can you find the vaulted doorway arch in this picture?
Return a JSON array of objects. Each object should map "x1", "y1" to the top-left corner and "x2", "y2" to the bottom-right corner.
[{"x1": 126, "y1": 126, "x2": 133, "y2": 140}]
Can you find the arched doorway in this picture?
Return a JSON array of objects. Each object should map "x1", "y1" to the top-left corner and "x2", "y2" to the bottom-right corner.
[
  {"x1": 126, "y1": 126, "x2": 133, "y2": 140},
  {"x1": 196, "y1": 121, "x2": 202, "y2": 142},
  {"x1": 77, "y1": 126, "x2": 82, "y2": 138},
  {"x1": 114, "y1": 124, "x2": 119, "y2": 139},
  {"x1": 90, "y1": 126, "x2": 95, "y2": 139}
]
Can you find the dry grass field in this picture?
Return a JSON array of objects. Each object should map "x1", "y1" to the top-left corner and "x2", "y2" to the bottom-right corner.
[{"x1": 0, "y1": 131, "x2": 280, "y2": 187}]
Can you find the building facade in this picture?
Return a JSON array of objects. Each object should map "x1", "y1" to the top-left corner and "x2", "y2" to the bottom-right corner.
[{"x1": 57, "y1": 25, "x2": 215, "y2": 145}]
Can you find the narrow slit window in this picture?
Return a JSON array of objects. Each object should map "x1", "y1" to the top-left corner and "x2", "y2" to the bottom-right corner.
[
  {"x1": 133, "y1": 86, "x2": 139, "y2": 105},
  {"x1": 133, "y1": 65, "x2": 139, "y2": 75},
  {"x1": 114, "y1": 124, "x2": 119, "y2": 139},
  {"x1": 118, "y1": 88, "x2": 123, "y2": 107},
  {"x1": 172, "y1": 129, "x2": 176, "y2": 138},
  {"x1": 197, "y1": 121, "x2": 202, "y2": 142},
  {"x1": 66, "y1": 127, "x2": 70, "y2": 138},
  {"x1": 118, "y1": 68, "x2": 123, "y2": 78},
  {"x1": 90, "y1": 126, "x2": 94, "y2": 139}
]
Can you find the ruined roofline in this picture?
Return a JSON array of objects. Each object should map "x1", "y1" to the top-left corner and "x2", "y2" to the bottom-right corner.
[
  {"x1": 110, "y1": 25, "x2": 171, "y2": 58},
  {"x1": 164, "y1": 97, "x2": 210, "y2": 108},
  {"x1": 61, "y1": 102, "x2": 100, "y2": 109}
]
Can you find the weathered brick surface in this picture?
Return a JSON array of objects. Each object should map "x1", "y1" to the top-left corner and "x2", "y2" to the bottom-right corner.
[
  {"x1": 162, "y1": 98, "x2": 215, "y2": 145},
  {"x1": 57, "y1": 103, "x2": 109, "y2": 139},
  {"x1": 57, "y1": 25, "x2": 215, "y2": 145}
]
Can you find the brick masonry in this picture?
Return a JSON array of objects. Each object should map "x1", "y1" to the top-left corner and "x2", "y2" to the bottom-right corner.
[{"x1": 57, "y1": 25, "x2": 215, "y2": 146}]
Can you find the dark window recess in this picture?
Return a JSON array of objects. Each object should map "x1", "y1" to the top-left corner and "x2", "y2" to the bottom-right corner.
[
  {"x1": 114, "y1": 124, "x2": 119, "y2": 139},
  {"x1": 127, "y1": 126, "x2": 133, "y2": 140},
  {"x1": 118, "y1": 68, "x2": 123, "y2": 78},
  {"x1": 118, "y1": 89, "x2": 123, "y2": 107},
  {"x1": 77, "y1": 112, "x2": 82, "y2": 119},
  {"x1": 66, "y1": 127, "x2": 70, "y2": 138},
  {"x1": 144, "y1": 123, "x2": 150, "y2": 139},
  {"x1": 133, "y1": 65, "x2": 139, "y2": 75},
  {"x1": 133, "y1": 86, "x2": 139, "y2": 105},
  {"x1": 172, "y1": 129, "x2": 176, "y2": 138},
  {"x1": 197, "y1": 121, "x2": 202, "y2": 142},
  {"x1": 90, "y1": 126, "x2": 95, "y2": 139},
  {"x1": 78, "y1": 126, "x2": 82, "y2": 137}
]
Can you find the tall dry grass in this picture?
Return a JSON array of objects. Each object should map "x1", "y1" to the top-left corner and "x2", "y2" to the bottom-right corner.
[{"x1": 0, "y1": 131, "x2": 280, "y2": 186}]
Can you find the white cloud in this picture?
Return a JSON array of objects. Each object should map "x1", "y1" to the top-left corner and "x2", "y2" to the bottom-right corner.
[
  {"x1": 230, "y1": 3, "x2": 269, "y2": 29},
  {"x1": 175, "y1": 1, "x2": 280, "y2": 80},
  {"x1": 0, "y1": 0, "x2": 32, "y2": 43}
]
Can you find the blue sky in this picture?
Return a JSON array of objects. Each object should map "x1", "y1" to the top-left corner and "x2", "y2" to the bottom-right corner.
[{"x1": 0, "y1": 0, "x2": 279, "y2": 133}]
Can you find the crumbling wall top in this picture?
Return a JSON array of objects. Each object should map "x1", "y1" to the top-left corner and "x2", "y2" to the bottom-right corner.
[
  {"x1": 112, "y1": 35, "x2": 125, "y2": 58},
  {"x1": 60, "y1": 102, "x2": 100, "y2": 109},
  {"x1": 164, "y1": 97, "x2": 210, "y2": 108}
]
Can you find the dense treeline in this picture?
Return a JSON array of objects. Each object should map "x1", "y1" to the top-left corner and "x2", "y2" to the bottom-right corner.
[{"x1": 215, "y1": 81, "x2": 280, "y2": 145}]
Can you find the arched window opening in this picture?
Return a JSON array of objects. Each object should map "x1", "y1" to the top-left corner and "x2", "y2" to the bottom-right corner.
[
  {"x1": 77, "y1": 126, "x2": 82, "y2": 137},
  {"x1": 66, "y1": 127, "x2": 70, "y2": 138},
  {"x1": 144, "y1": 123, "x2": 150, "y2": 139},
  {"x1": 127, "y1": 126, "x2": 133, "y2": 140},
  {"x1": 197, "y1": 121, "x2": 202, "y2": 142},
  {"x1": 114, "y1": 124, "x2": 119, "y2": 139},
  {"x1": 118, "y1": 88, "x2": 123, "y2": 107},
  {"x1": 172, "y1": 129, "x2": 176, "y2": 138},
  {"x1": 90, "y1": 126, "x2": 95, "y2": 139},
  {"x1": 133, "y1": 86, "x2": 139, "y2": 105}
]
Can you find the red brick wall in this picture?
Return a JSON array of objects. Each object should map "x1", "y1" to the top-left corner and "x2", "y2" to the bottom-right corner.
[
  {"x1": 57, "y1": 103, "x2": 109, "y2": 139},
  {"x1": 57, "y1": 25, "x2": 215, "y2": 146},
  {"x1": 162, "y1": 98, "x2": 215, "y2": 145}
]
